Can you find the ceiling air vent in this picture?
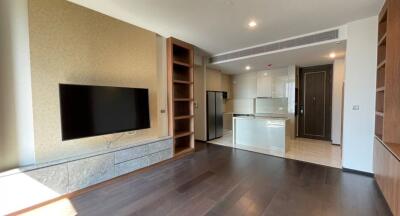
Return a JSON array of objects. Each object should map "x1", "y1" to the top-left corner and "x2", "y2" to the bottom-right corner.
[{"x1": 210, "y1": 29, "x2": 339, "y2": 64}]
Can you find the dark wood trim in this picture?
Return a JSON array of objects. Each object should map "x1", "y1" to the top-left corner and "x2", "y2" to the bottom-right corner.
[{"x1": 342, "y1": 168, "x2": 374, "y2": 177}]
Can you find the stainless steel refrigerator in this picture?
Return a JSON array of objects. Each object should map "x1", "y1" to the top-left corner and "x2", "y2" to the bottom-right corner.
[{"x1": 207, "y1": 91, "x2": 224, "y2": 140}]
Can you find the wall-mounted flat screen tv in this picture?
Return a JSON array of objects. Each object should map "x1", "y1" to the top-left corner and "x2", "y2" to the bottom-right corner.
[{"x1": 59, "y1": 84, "x2": 150, "y2": 141}]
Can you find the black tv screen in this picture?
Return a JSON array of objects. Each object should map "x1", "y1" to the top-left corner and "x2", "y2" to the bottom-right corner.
[{"x1": 59, "y1": 84, "x2": 150, "y2": 141}]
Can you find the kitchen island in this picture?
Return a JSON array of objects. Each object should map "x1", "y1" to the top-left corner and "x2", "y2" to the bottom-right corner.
[{"x1": 233, "y1": 116, "x2": 290, "y2": 157}]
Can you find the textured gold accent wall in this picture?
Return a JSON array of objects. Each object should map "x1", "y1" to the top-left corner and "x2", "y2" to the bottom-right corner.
[{"x1": 28, "y1": 0, "x2": 160, "y2": 163}]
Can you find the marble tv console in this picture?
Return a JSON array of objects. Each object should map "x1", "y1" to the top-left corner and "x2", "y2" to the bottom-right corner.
[{"x1": 0, "y1": 136, "x2": 173, "y2": 215}]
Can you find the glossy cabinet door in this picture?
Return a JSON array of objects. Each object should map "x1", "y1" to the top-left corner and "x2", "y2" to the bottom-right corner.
[
  {"x1": 256, "y1": 69, "x2": 288, "y2": 98},
  {"x1": 233, "y1": 117, "x2": 287, "y2": 156},
  {"x1": 256, "y1": 71, "x2": 272, "y2": 97}
]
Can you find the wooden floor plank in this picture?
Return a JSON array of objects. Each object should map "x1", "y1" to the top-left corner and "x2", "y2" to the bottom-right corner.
[{"x1": 20, "y1": 142, "x2": 392, "y2": 216}]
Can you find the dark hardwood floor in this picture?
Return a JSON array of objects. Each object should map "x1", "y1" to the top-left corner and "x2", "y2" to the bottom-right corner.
[{"x1": 45, "y1": 142, "x2": 393, "y2": 215}]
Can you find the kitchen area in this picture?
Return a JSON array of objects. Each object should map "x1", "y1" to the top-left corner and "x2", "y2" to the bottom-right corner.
[
  {"x1": 207, "y1": 66, "x2": 296, "y2": 158},
  {"x1": 197, "y1": 64, "x2": 340, "y2": 168}
]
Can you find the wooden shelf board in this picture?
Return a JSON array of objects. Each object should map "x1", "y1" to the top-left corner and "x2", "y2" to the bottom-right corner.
[
  {"x1": 376, "y1": 138, "x2": 400, "y2": 161},
  {"x1": 174, "y1": 147, "x2": 194, "y2": 157},
  {"x1": 174, "y1": 131, "x2": 194, "y2": 139},
  {"x1": 376, "y1": 87, "x2": 385, "y2": 92},
  {"x1": 376, "y1": 134, "x2": 383, "y2": 142},
  {"x1": 173, "y1": 60, "x2": 191, "y2": 68},
  {"x1": 377, "y1": 60, "x2": 386, "y2": 69},
  {"x1": 174, "y1": 80, "x2": 194, "y2": 85},
  {"x1": 384, "y1": 142, "x2": 400, "y2": 161},
  {"x1": 378, "y1": 33, "x2": 387, "y2": 46},
  {"x1": 174, "y1": 98, "x2": 194, "y2": 102},
  {"x1": 174, "y1": 115, "x2": 194, "y2": 120},
  {"x1": 379, "y1": 7, "x2": 387, "y2": 23},
  {"x1": 376, "y1": 112, "x2": 384, "y2": 117}
]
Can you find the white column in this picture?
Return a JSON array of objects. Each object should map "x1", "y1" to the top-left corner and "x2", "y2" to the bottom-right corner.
[
  {"x1": 0, "y1": 0, "x2": 35, "y2": 171},
  {"x1": 342, "y1": 16, "x2": 378, "y2": 173}
]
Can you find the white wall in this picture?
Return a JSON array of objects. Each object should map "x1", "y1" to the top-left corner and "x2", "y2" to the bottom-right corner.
[
  {"x1": 342, "y1": 16, "x2": 378, "y2": 173},
  {"x1": 331, "y1": 59, "x2": 345, "y2": 145},
  {"x1": 0, "y1": 0, "x2": 36, "y2": 171}
]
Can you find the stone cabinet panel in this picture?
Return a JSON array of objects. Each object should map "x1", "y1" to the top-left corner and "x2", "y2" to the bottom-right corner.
[
  {"x1": 114, "y1": 144, "x2": 148, "y2": 164},
  {"x1": 148, "y1": 148, "x2": 173, "y2": 165},
  {"x1": 148, "y1": 152, "x2": 161, "y2": 165},
  {"x1": 0, "y1": 137, "x2": 173, "y2": 215},
  {"x1": 68, "y1": 153, "x2": 115, "y2": 192},
  {"x1": 148, "y1": 139, "x2": 173, "y2": 154},
  {"x1": 115, "y1": 156, "x2": 149, "y2": 176},
  {"x1": 160, "y1": 148, "x2": 173, "y2": 161},
  {"x1": 26, "y1": 163, "x2": 69, "y2": 194}
]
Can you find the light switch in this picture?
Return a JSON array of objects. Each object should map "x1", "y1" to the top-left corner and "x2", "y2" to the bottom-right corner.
[{"x1": 352, "y1": 105, "x2": 360, "y2": 110}]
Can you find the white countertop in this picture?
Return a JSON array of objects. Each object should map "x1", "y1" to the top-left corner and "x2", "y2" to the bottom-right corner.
[{"x1": 233, "y1": 116, "x2": 289, "y2": 121}]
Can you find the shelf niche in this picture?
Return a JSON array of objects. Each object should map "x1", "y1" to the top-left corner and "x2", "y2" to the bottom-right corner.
[
  {"x1": 167, "y1": 37, "x2": 195, "y2": 157},
  {"x1": 173, "y1": 64, "x2": 191, "y2": 82}
]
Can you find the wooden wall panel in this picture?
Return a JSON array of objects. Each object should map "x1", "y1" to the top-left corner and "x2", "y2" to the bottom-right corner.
[{"x1": 374, "y1": 138, "x2": 400, "y2": 215}]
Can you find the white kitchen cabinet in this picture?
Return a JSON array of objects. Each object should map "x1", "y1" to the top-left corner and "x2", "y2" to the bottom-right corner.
[
  {"x1": 256, "y1": 69, "x2": 288, "y2": 98},
  {"x1": 256, "y1": 71, "x2": 272, "y2": 97}
]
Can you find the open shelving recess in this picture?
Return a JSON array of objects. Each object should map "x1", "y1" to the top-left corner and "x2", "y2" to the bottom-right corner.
[
  {"x1": 375, "y1": 6, "x2": 387, "y2": 141},
  {"x1": 167, "y1": 37, "x2": 195, "y2": 156},
  {"x1": 373, "y1": 1, "x2": 400, "y2": 215}
]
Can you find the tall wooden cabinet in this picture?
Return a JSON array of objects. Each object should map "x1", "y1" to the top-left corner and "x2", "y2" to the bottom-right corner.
[
  {"x1": 167, "y1": 37, "x2": 195, "y2": 156},
  {"x1": 374, "y1": 0, "x2": 400, "y2": 215}
]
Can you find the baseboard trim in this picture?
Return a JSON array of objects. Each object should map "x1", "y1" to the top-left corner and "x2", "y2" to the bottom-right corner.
[
  {"x1": 342, "y1": 167, "x2": 374, "y2": 177},
  {"x1": 195, "y1": 139, "x2": 207, "y2": 142}
]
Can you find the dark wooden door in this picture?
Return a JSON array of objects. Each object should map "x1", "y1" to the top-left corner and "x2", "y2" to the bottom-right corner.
[{"x1": 298, "y1": 65, "x2": 332, "y2": 140}]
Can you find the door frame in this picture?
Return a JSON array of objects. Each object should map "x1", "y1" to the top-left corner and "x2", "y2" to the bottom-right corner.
[{"x1": 298, "y1": 64, "x2": 333, "y2": 141}]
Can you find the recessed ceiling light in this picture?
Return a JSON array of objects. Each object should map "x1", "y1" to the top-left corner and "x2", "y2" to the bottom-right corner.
[
  {"x1": 248, "y1": 20, "x2": 257, "y2": 28},
  {"x1": 329, "y1": 52, "x2": 336, "y2": 59},
  {"x1": 245, "y1": 65, "x2": 251, "y2": 70}
]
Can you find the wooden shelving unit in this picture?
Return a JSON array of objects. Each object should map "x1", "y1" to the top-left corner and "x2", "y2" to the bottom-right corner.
[
  {"x1": 374, "y1": 0, "x2": 400, "y2": 143},
  {"x1": 375, "y1": 4, "x2": 388, "y2": 141},
  {"x1": 167, "y1": 37, "x2": 195, "y2": 157},
  {"x1": 374, "y1": 1, "x2": 400, "y2": 215}
]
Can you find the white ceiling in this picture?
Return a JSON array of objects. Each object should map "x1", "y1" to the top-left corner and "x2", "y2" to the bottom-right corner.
[
  {"x1": 211, "y1": 41, "x2": 347, "y2": 74},
  {"x1": 69, "y1": 0, "x2": 382, "y2": 55}
]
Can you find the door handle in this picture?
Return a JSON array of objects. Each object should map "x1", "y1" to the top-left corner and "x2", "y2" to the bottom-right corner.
[{"x1": 299, "y1": 105, "x2": 304, "y2": 115}]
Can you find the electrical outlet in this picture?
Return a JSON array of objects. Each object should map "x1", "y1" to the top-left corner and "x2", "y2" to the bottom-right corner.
[{"x1": 352, "y1": 105, "x2": 360, "y2": 110}]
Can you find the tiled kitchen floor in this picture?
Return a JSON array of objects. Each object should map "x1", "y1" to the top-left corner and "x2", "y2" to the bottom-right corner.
[
  {"x1": 208, "y1": 131, "x2": 342, "y2": 168},
  {"x1": 207, "y1": 130, "x2": 233, "y2": 147},
  {"x1": 285, "y1": 138, "x2": 342, "y2": 168}
]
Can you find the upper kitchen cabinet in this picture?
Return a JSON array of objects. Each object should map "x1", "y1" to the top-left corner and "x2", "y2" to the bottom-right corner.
[
  {"x1": 256, "y1": 68, "x2": 289, "y2": 98},
  {"x1": 256, "y1": 71, "x2": 273, "y2": 97}
]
